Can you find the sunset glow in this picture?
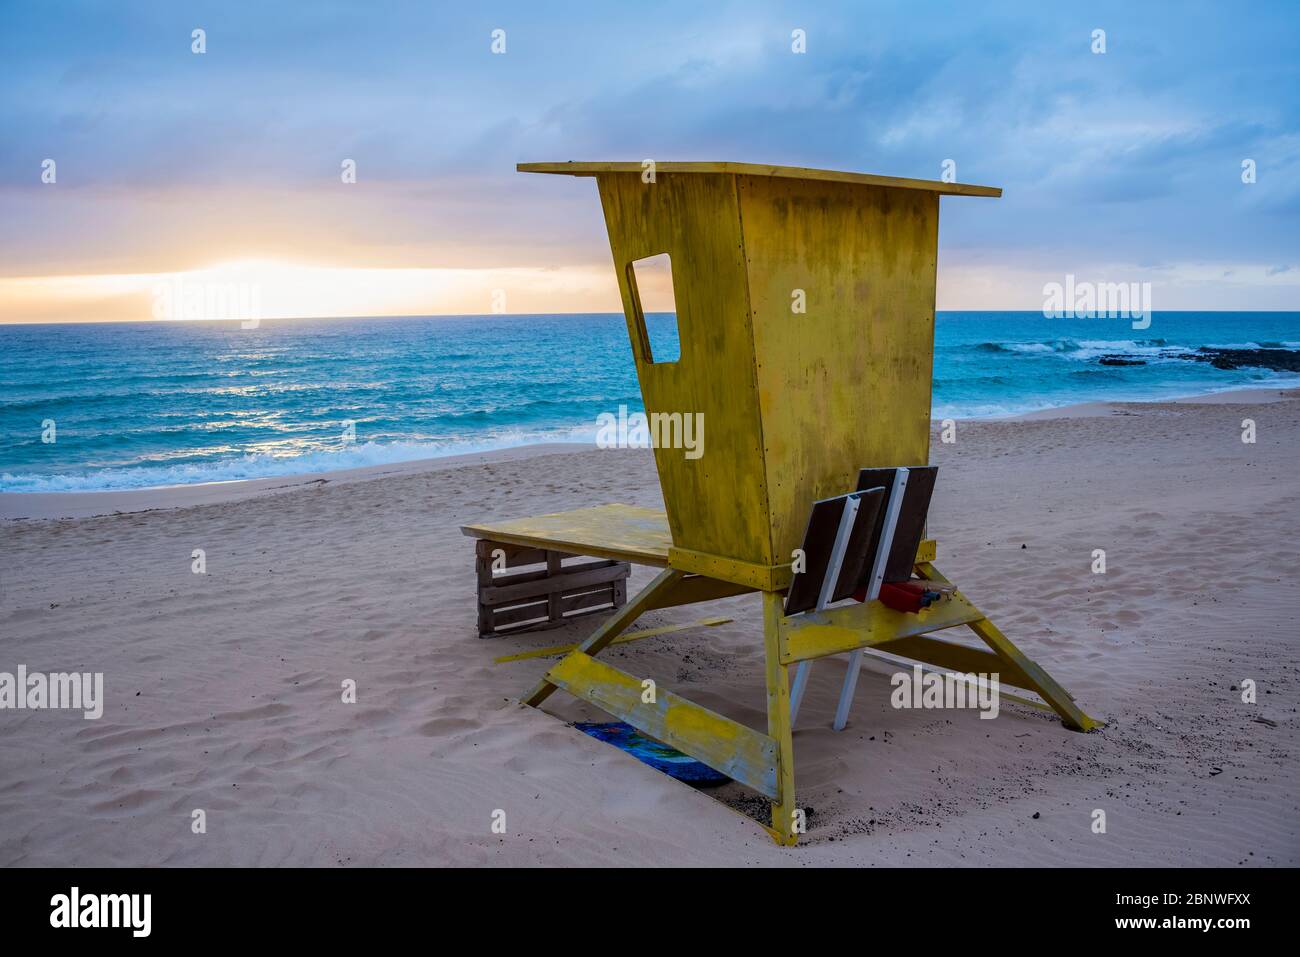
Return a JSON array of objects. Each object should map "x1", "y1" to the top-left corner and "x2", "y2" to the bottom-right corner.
[{"x1": 0, "y1": 259, "x2": 661, "y2": 324}]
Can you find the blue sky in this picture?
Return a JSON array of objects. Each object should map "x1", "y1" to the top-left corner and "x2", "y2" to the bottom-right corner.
[{"x1": 1, "y1": 0, "x2": 1298, "y2": 320}]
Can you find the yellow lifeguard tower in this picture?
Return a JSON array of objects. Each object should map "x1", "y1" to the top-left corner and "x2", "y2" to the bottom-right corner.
[{"x1": 463, "y1": 161, "x2": 1099, "y2": 846}]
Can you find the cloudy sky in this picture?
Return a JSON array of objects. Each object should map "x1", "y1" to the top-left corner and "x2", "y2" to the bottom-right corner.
[{"x1": 1, "y1": 0, "x2": 1298, "y2": 322}]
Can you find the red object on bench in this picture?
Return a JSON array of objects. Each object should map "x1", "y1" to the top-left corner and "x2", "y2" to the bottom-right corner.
[
  {"x1": 878, "y1": 581, "x2": 927, "y2": 613},
  {"x1": 853, "y1": 578, "x2": 943, "y2": 613}
]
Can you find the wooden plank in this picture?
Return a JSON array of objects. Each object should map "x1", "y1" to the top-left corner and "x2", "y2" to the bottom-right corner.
[
  {"x1": 762, "y1": 591, "x2": 798, "y2": 845},
  {"x1": 485, "y1": 583, "x2": 624, "y2": 636},
  {"x1": 475, "y1": 550, "x2": 493, "y2": 589},
  {"x1": 645, "y1": 574, "x2": 755, "y2": 609},
  {"x1": 783, "y1": 491, "x2": 873, "y2": 615},
  {"x1": 480, "y1": 560, "x2": 628, "y2": 605},
  {"x1": 546, "y1": 551, "x2": 563, "y2": 623},
  {"x1": 490, "y1": 603, "x2": 613, "y2": 637},
  {"x1": 494, "y1": 616, "x2": 733, "y2": 663},
  {"x1": 558, "y1": 586, "x2": 618, "y2": 615},
  {"x1": 462, "y1": 504, "x2": 672, "y2": 567},
  {"x1": 666, "y1": 543, "x2": 932, "y2": 592},
  {"x1": 491, "y1": 599, "x2": 551, "y2": 629},
  {"x1": 475, "y1": 539, "x2": 549, "y2": 568},
  {"x1": 518, "y1": 161, "x2": 1002, "y2": 197},
  {"x1": 778, "y1": 592, "x2": 985, "y2": 665},
  {"x1": 666, "y1": 546, "x2": 788, "y2": 591},
  {"x1": 856, "y1": 467, "x2": 938, "y2": 584},
  {"x1": 475, "y1": 537, "x2": 632, "y2": 636},
  {"x1": 545, "y1": 652, "x2": 779, "y2": 799},
  {"x1": 489, "y1": 587, "x2": 618, "y2": 631},
  {"x1": 485, "y1": 565, "x2": 552, "y2": 590}
]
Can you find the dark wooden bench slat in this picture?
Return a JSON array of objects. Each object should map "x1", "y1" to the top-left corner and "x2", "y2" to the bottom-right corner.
[{"x1": 481, "y1": 561, "x2": 629, "y2": 606}]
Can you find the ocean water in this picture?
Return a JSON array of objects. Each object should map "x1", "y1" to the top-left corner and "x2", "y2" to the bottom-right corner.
[{"x1": 2, "y1": 312, "x2": 1298, "y2": 493}]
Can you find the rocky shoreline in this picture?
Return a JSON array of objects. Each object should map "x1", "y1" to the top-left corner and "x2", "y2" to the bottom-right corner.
[{"x1": 1097, "y1": 346, "x2": 1300, "y2": 372}]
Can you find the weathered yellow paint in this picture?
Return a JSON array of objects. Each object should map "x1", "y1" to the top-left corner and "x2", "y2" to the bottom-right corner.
[
  {"x1": 546, "y1": 651, "x2": 780, "y2": 799},
  {"x1": 741, "y1": 175, "x2": 940, "y2": 562},
  {"x1": 518, "y1": 161, "x2": 1001, "y2": 197},
  {"x1": 464, "y1": 503, "x2": 933, "y2": 588},
  {"x1": 493, "y1": 616, "x2": 732, "y2": 663},
  {"x1": 598, "y1": 171, "x2": 773, "y2": 571},
  {"x1": 461, "y1": 503, "x2": 672, "y2": 567},
  {"x1": 762, "y1": 591, "x2": 798, "y2": 845},
  {"x1": 665, "y1": 546, "x2": 788, "y2": 591},
  {"x1": 778, "y1": 591, "x2": 986, "y2": 665}
]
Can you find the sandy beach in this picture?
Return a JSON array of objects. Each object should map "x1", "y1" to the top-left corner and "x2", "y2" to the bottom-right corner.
[{"x1": 2, "y1": 388, "x2": 1297, "y2": 867}]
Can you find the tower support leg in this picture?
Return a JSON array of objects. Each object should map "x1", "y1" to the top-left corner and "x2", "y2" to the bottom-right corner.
[{"x1": 762, "y1": 591, "x2": 799, "y2": 845}]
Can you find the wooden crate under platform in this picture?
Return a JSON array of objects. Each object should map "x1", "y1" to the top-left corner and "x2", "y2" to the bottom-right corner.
[{"x1": 473, "y1": 538, "x2": 630, "y2": 637}]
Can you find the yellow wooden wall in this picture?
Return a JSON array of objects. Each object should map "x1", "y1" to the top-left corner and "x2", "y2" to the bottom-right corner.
[
  {"x1": 598, "y1": 172, "x2": 775, "y2": 566},
  {"x1": 597, "y1": 171, "x2": 939, "y2": 573},
  {"x1": 739, "y1": 175, "x2": 939, "y2": 564}
]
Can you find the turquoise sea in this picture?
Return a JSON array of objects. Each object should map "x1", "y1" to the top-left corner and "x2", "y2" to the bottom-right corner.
[{"x1": 2, "y1": 312, "x2": 1299, "y2": 493}]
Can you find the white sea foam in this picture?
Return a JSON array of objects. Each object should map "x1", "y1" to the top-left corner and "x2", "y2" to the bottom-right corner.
[
  {"x1": 1, "y1": 430, "x2": 599, "y2": 493},
  {"x1": 994, "y1": 338, "x2": 1197, "y2": 361}
]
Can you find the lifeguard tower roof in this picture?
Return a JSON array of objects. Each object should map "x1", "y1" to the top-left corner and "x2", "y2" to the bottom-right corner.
[{"x1": 517, "y1": 161, "x2": 1002, "y2": 197}]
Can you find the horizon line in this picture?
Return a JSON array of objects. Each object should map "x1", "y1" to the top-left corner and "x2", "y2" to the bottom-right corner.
[{"x1": 4, "y1": 308, "x2": 1300, "y2": 328}]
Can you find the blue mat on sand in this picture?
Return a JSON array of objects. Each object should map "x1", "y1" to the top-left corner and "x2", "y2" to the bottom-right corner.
[{"x1": 574, "y1": 722, "x2": 729, "y2": 787}]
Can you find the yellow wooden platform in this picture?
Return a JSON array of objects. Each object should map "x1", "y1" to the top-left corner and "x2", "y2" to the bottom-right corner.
[
  {"x1": 461, "y1": 503, "x2": 673, "y2": 567},
  {"x1": 461, "y1": 503, "x2": 936, "y2": 583}
]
